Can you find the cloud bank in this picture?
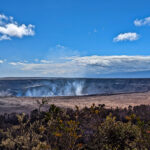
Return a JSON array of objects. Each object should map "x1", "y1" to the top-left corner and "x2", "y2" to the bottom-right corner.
[
  {"x1": 0, "y1": 14, "x2": 35, "y2": 40},
  {"x1": 8, "y1": 55, "x2": 150, "y2": 77}
]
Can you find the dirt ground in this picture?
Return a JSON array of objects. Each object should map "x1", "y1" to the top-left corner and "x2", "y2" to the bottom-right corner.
[{"x1": 1, "y1": 92, "x2": 150, "y2": 114}]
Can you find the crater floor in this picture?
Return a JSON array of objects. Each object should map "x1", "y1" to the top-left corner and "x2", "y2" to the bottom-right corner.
[{"x1": 0, "y1": 91, "x2": 150, "y2": 114}]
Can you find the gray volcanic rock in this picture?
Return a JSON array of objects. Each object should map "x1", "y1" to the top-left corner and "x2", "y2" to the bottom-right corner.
[{"x1": 0, "y1": 78, "x2": 150, "y2": 97}]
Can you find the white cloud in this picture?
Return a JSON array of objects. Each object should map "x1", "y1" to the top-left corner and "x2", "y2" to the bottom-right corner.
[
  {"x1": 8, "y1": 55, "x2": 150, "y2": 76},
  {"x1": 0, "y1": 14, "x2": 35, "y2": 40},
  {"x1": 0, "y1": 23, "x2": 34, "y2": 38},
  {"x1": 0, "y1": 35, "x2": 10, "y2": 41},
  {"x1": 113, "y1": 32, "x2": 139, "y2": 42},
  {"x1": 40, "y1": 60, "x2": 52, "y2": 64},
  {"x1": 134, "y1": 17, "x2": 150, "y2": 26},
  {"x1": 0, "y1": 60, "x2": 4, "y2": 64},
  {"x1": 0, "y1": 14, "x2": 8, "y2": 21},
  {"x1": 9, "y1": 62, "x2": 24, "y2": 66},
  {"x1": 0, "y1": 14, "x2": 8, "y2": 26}
]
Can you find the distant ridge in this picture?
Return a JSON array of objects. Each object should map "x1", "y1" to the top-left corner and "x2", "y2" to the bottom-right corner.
[{"x1": 1, "y1": 77, "x2": 150, "y2": 80}]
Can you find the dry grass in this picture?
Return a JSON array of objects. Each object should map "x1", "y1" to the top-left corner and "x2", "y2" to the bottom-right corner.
[{"x1": 1, "y1": 91, "x2": 150, "y2": 114}]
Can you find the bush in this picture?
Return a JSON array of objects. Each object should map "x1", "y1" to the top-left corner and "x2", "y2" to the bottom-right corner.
[{"x1": 1, "y1": 103, "x2": 150, "y2": 149}]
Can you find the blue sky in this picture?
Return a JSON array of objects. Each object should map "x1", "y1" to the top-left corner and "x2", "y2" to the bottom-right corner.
[{"x1": 1, "y1": 0, "x2": 150, "y2": 77}]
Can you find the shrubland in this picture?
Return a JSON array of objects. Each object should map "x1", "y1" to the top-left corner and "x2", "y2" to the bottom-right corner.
[{"x1": 1, "y1": 100, "x2": 150, "y2": 149}]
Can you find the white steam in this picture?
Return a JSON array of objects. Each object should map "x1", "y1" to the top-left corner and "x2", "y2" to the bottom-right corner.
[{"x1": 23, "y1": 81, "x2": 85, "y2": 97}]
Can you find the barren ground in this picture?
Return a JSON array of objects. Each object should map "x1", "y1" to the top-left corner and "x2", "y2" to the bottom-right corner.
[{"x1": 1, "y1": 92, "x2": 150, "y2": 114}]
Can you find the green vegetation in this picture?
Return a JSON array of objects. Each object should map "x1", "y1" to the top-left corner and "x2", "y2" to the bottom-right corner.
[{"x1": 1, "y1": 101, "x2": 150, "y2": 149}]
